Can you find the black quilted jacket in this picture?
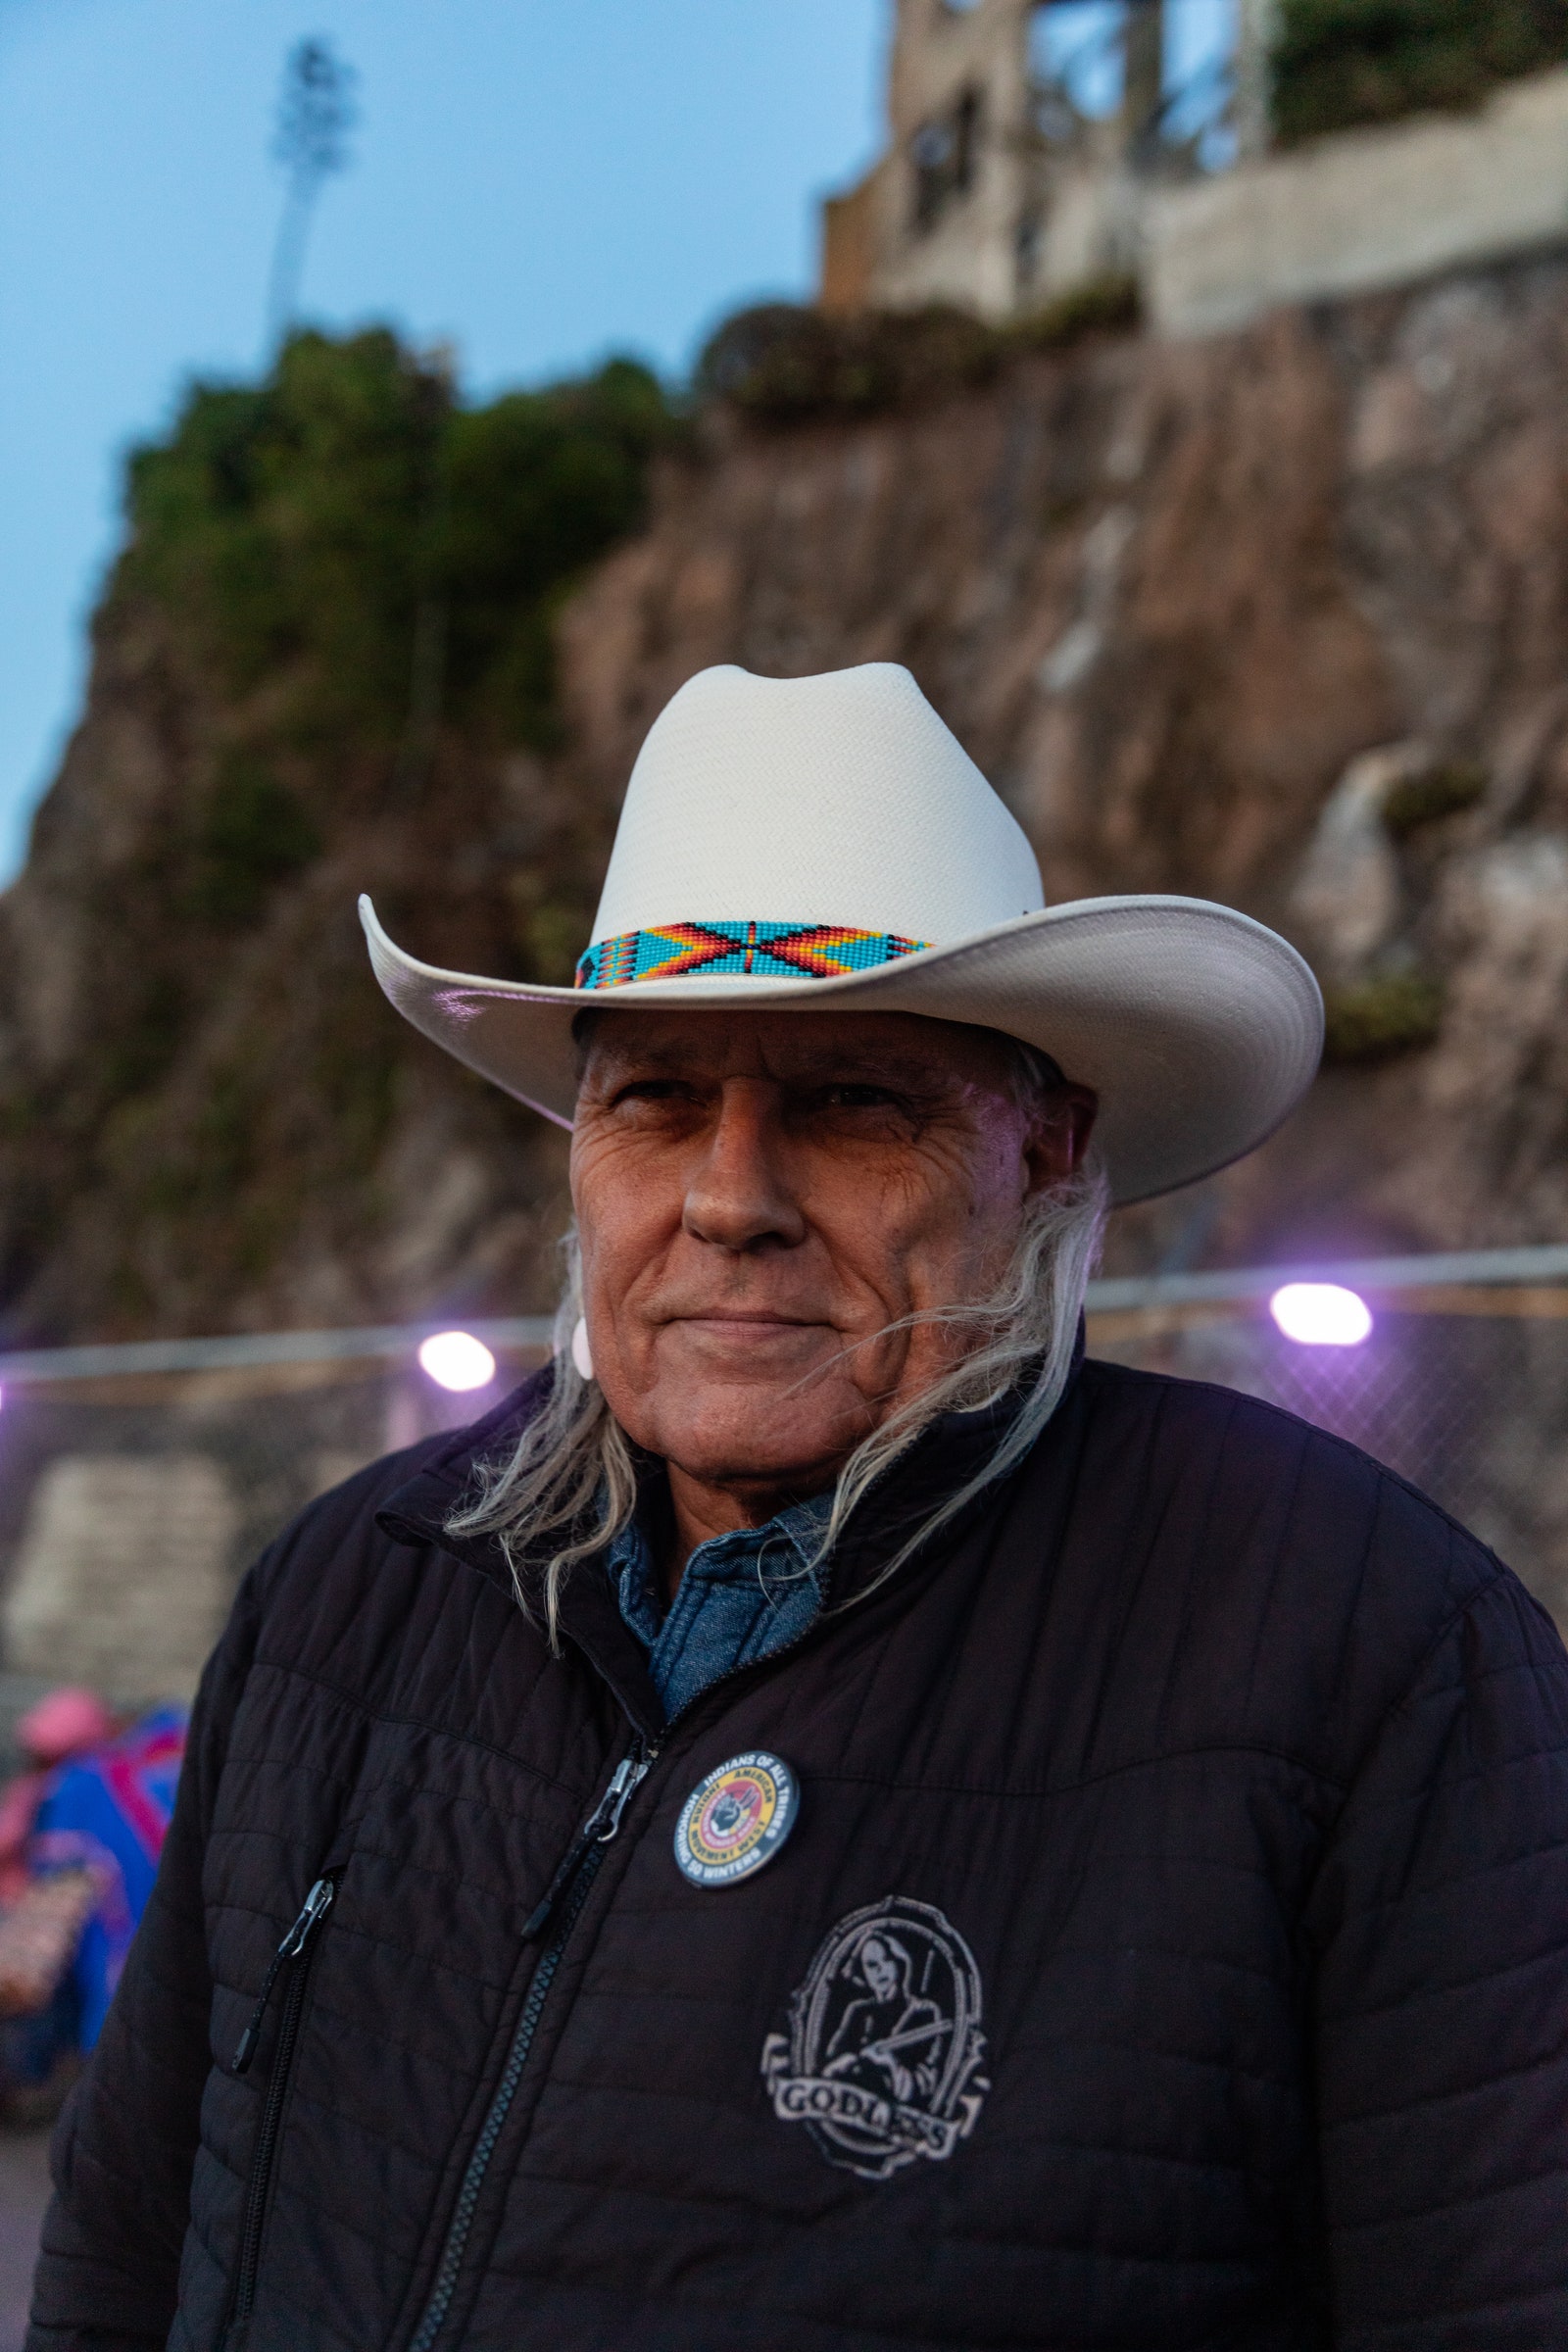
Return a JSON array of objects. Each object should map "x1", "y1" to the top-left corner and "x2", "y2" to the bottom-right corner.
[{"x1": 26, "y1": 1358, "x2": 1568, "y2": 2351}]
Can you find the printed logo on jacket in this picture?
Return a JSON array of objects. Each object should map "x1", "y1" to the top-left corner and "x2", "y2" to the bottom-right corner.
[{"x1": 761, "y1": 1897, "x2": 989, "y2": 2180}]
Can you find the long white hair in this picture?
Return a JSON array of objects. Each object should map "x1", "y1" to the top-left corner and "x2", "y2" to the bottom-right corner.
[{"x1": 448, "y1": 1063, "x2": 1108, "y2": 1643}]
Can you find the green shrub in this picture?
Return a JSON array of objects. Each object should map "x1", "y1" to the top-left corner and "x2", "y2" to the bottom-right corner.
[
  {"x1": 696, "y1": 279, "x2": 1140, "y2": 427},
  {"x1": 1007, "y1": 274, "x2": 1143, "y2": 354},
  {"x1": 187, "y1": 751, "x2": 321, "y2": 925},
  {"x1": 1381, "y1": 759, "x2": 1487, "y2": 839},
  {"x1": 696, "y1": 303, "x2": 999, "y2": 423},
  {"x1": 123, "y1": 331, "x2": 443, "y2": 731},
  {"x1": 441, "y1": 358, "x2": 669, "y2": 745},
  {"x1": 120, "y1": 331, "x2": 674, "y2": 761},
  {"x1": 1322, "y1": 968, "x2": 1445, "y2": 1061},
  {"x1": 92, "y1": 972, "x2": 189, "y2": 1102},
  {"x1": 1273, "y1": 0, "x2": 1568, "y2": 146}
]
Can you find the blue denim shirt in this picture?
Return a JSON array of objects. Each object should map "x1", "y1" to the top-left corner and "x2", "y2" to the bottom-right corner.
[{"x1": 608, "y1": 1491, "x2": 833, "y2": 1723}]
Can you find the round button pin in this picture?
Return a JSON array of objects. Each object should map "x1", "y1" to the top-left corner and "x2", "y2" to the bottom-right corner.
[{"x1": 674, "y1": 1751, "x2": 799, "y2": 1889}]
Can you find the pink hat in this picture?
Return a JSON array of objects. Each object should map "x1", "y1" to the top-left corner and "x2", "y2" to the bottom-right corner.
[{"x1": 17, "y1": 1687, "x2": 114, "y2": 1766}]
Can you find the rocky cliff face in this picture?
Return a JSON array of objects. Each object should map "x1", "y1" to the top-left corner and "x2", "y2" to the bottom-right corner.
[
  {"x1": 4, "y1": 252, "x2": 1568, "y2": 1347},
  {"x1": 0, "y1": 639, "x2": 574, "y2": 1339},
  {"x1": 557, "y1": 249, "x2": 1568, "y2": 1282}
]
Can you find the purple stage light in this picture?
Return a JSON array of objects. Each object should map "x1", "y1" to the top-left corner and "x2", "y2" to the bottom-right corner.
[
  {"x1": 416, "y1": 1331, "x2": 497, "y2": 1392},
  {"x1": 1269, "y1": 1283, "x2": 1373, "y2": 1348}
]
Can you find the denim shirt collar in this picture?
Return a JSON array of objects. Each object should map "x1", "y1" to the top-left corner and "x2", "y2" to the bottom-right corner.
[
  {"x1": 609, "y1": 1489, "x2": 834, "y2": 1645},
  {"x1": 607, "y1": 1486, "x2": 834, "y2": 1723}
]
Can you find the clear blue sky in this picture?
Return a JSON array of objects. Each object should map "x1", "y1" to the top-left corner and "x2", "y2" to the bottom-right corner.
[{"x1": 0, "y1": 0, "x2": 886, "y2": 878}]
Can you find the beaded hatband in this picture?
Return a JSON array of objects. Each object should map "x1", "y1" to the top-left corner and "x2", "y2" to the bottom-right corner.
[{"x1": 574, "y1": 921, "x2": 930, "y2": 991}]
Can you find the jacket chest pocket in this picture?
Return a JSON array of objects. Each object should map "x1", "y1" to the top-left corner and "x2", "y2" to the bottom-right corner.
[{"x1": 220, "y1": 1856, "x2": 349, "y2": 2349}]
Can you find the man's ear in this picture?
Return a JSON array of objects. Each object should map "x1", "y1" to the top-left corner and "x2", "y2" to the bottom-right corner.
[{"x1": 1024, "y1": 1085, "x2": 1099, "y2": 1195}]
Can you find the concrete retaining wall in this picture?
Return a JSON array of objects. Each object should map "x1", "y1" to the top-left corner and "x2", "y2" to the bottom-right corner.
[{"x1": 1149, "y1": 67, "x2": 1568, "y2": 339}]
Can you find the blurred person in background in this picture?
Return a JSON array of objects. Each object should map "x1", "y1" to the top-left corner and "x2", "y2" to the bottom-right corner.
[
  {"x1": 28, "y1": 1705, "x2": 185, "y2": 2052},
  {"x1": 0, "y1": 1691, "x2": 182, "y2": 2125},
  {"x1": 0, "y1": 1693, "x2": 113, "y2": 1907},
  {"x1": 26, "y1": 668, "x2": 1568, "y2": 2351}
]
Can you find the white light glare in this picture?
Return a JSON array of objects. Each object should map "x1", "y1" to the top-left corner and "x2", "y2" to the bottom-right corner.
[
  {"x1": 1269, "y1": 1283, "x2": 1373, "y2": 1348},
  {"x1": 416, "y1": 1331, "x2": 497, "y2": 1392}
]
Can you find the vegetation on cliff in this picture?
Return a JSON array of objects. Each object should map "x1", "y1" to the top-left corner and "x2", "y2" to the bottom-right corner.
[
  {"x1": 1321, "y1": 969, "x2": 1446, "y2": 1063},
  {"x1": 122, "y1": 328, "x2": 670, "y2": 764},
  {"x1": 1274, "y1": 0, "x2": 1568, "y2": 145},
  {"x1": 0, "y1": 328, "x2": 672, "y2": 1338},
  {"x1": 106, "y1": 324, "x2": 671, "y2": 988},
  {"x1": 696, "y1": 278, "x2": 1140, "y2": 426}
]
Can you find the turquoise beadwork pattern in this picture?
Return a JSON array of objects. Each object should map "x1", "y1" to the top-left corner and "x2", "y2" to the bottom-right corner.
[{"x1": 574, "y1": 920, "x2": 929, "y2": 990}]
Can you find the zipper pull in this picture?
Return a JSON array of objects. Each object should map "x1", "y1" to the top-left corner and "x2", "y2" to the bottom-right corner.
[
  {"x1": 582, "y1": 1748, "x2": 653, "y2": 1843},
  {"x1": 231, "y1": 1877, "x2": 337, "y2": 2076},
  {"x1": 520, "y1": 1743, "x2": 659, "y2": 1942}
]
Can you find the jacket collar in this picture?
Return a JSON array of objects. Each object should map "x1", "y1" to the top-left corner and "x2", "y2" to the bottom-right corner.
[
  {"x1": 376, "y1": 1369, "x2": 666, "y2": 1740},
  {"x1": 377, "y1": 1333, "x2": 1085, "y2": 1738}
]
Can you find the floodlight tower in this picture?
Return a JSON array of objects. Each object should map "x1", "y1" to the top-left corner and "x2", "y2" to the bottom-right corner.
[{"x1": 265, "y1": 36, "x2": 356, "y2": 355}]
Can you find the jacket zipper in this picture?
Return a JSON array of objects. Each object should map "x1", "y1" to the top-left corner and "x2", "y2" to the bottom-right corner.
[
  {"x1": 406, "y1": 1739, "x2": 657, "y2": 2352},
  {"x1": 223, "y1": 1873, "x2": 340, "y2": 2347}
]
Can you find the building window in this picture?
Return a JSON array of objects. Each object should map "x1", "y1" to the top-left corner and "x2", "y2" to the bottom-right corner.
[
  {"x1": 911, "y1": 83, "x2": 984, "y2": 232},
  {"x1": 1015, "y1": 207, "x2": 1045, "y2": 292}
]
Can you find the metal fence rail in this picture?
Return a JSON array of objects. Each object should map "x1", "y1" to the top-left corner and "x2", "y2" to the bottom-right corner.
[
  {"x1": 0, "y1": 1319, "x2": 556, "y2": 1387},
  {"x1": 1085, "y1": 1244, "x2": 1568, "y2": 1313},
  {"x1": 3, "y1": 1246, "x2": 1565, "y2": 1384},
  {"x1": 0, "y1": 1249, "x2": 1563, "y2": 1705}
]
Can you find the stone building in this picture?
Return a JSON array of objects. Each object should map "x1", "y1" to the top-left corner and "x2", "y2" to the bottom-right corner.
[
  {"x1": 820, "y1": 0, "x2": 1277, "y2": 320},
  {"x1": 822, "y1": 3, "x2": 1568, "y2": 345}
]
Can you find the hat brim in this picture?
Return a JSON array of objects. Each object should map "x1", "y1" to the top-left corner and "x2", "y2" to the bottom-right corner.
[{"x1": 360, "y1": 895, "x2": 1322, "y2": 1207}]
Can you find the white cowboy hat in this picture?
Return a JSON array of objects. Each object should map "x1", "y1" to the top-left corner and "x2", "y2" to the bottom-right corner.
[{"x1": 361, "y1": 662, "x2": 1321, "y2": 1205}]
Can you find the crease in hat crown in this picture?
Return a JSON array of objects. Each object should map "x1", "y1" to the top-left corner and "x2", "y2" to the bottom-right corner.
[{"x1": 582, "y1": 665, "x2": 1045, "y2": 979}]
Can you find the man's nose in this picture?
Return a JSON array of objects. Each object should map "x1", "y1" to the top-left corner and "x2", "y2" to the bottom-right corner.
[{"x1": 682, "y1": 1080, "x2": 807, "y2": 1253}]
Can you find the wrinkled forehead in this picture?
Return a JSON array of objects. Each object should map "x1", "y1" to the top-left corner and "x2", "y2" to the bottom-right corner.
[{"x1": 572, "y1": 1005, "x2": 1027, "y2": 1093}]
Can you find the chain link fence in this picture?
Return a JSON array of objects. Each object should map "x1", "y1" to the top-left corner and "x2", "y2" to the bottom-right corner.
[
  {"x1": 0, "y1": 1251, "x2": 1563, "y2": 1726},
  {"x1": 1087, "y1": 1249, "x2": 1568, "y2": 1631}
]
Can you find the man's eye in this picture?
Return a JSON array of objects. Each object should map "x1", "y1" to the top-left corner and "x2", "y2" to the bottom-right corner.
[
  {"x1": 822, "y1": 1084, "x2": 900, "y2": 1110},
  {"x1": 611, "y1": 1079, "x2": 692, "y2": 1108}
]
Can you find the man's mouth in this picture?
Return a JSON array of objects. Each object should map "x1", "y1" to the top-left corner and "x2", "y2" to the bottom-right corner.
[
  {"x1": 666, "y1": 1312, "x2": 836, "y2": 1351},
  {"x1": 676, "y1": 1312, "x2": 822, "y2": 1334}
]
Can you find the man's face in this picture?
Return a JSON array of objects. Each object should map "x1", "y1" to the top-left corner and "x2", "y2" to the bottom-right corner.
[
  {"x1": 861, "y1": 1939, "x2": 900, "y2": 2003},
  {"x1": 569, "y1": 1007, "x2": 1094, "y2": 1510}
]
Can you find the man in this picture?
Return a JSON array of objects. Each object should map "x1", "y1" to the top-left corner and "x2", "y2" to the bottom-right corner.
[
  {"x1": 823, "y1": 1932, "x2": 946, "y2": 2107},
  {"x1": 28, "y1": 664, "x2": 1568, "y2": 2349}
]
